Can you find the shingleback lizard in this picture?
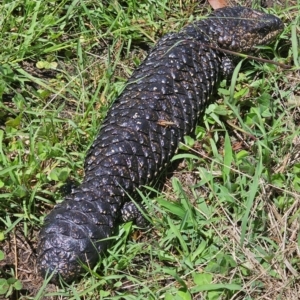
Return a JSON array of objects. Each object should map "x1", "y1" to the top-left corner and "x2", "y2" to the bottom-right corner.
[{"x1": 37, "y1": 6, "x2": 284, "y2": 283}]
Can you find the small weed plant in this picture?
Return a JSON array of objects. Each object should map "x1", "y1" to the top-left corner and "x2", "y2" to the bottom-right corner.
[{"x1": 0, "y1": 251, "x2": 22, "y2": 297}]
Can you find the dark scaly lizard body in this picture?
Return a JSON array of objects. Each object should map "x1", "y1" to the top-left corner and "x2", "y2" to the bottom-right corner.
[{"x1": 37, "y1": 7, "x2": 283, "y2": 283}]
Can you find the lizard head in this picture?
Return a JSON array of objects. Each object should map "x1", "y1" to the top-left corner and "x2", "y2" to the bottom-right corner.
[{"x1": 208, "y1": 6, "x2": 284, "y2": 52}]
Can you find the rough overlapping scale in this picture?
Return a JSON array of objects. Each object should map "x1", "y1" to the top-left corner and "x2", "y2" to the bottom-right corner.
[{"x1": 37, "y1": 6, "x2": 283, "y2": 283}]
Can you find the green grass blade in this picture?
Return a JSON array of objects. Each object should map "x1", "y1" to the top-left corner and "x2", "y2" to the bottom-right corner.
[
  {"x1": 240, "y1": 144, "x2": 263, "y2": 246},
  {"x1": 291, "y1": 22, "x2": 299, "y2": 67},
  {"x1": 223, "y1": 131, "x2": 233, "y2": 183}
]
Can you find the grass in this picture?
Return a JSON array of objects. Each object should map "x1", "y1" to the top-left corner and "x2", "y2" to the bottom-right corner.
[{"x1": 0, "y1": 0, "x2": 299, "y2": 299}]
